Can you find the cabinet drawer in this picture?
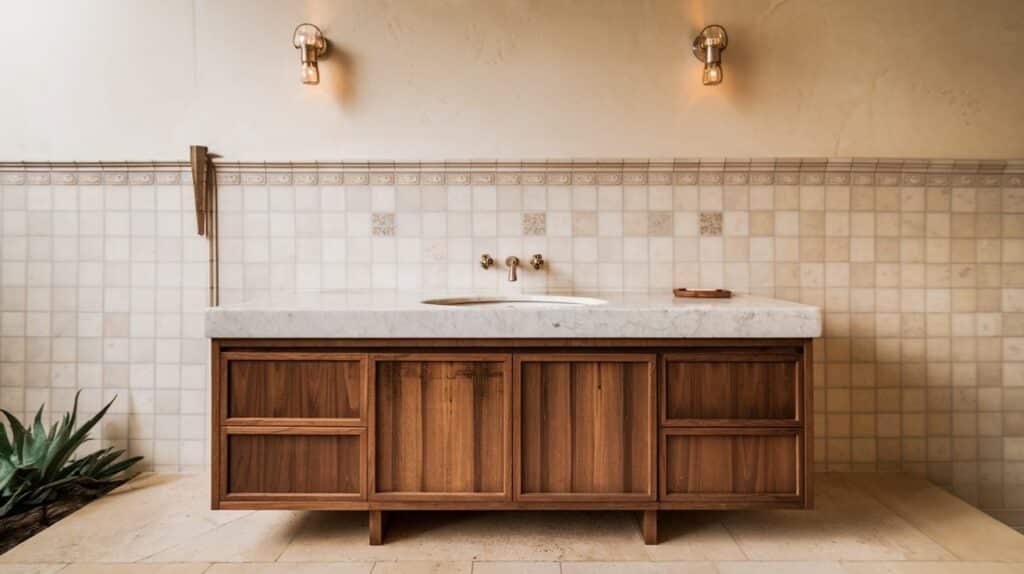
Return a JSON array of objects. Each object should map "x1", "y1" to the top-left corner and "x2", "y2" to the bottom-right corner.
[
  {"x1": 224, "y1": 428, "x2": 366, "y2": 501},
  {"x1": 662, "y1": 351, "x2": 801, "y2": 426},
  {"x1": 660, "y1": 428, "x2": 802, "y2": 502},
  {"x1": 221, "y1": 352, "x2": 367, "y2": 426}
]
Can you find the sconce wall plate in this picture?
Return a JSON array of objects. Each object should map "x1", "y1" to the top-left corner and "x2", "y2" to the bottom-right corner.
[
  {"x1": 692, "y1": 25, "x2": 728, "y2": 86},
  {"x1": 293, "y1": 23, "x2": 328, "y2": 85}
]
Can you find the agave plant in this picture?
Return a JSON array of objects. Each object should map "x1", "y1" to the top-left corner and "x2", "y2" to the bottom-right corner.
[{"x1": 0, "y1": 392, "x2": 143, "y2": 518}]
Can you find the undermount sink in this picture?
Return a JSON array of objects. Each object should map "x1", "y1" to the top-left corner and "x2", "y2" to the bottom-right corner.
[{"x1": 421, "y1": 295, "x2": 607, "y2": 307}]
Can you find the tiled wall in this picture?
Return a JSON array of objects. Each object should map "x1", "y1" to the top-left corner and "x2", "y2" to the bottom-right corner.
[
  {"x1": 0, "y1": 170, "x2": 209, "y2": 472},
  {"x1": 4, "y1": 159, "x2": 1024, "y2": 522}
]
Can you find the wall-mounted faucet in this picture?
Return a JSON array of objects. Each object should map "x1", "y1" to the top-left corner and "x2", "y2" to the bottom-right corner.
[{"x1": 505, "y1": 256, "x2": 520, "y2": 282}]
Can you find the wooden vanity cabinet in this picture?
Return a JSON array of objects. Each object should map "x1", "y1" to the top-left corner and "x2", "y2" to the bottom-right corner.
[{"x1": 211, "y1": 339, "x2": 812, "y2": 544}]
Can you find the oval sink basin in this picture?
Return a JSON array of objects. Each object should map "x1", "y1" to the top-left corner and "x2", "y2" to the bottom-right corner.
[{"x1": 421, "y1": 295, "x2": 607, "y2": 307}]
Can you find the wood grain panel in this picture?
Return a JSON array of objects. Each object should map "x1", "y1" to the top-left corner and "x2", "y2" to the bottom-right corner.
[
  {"x1": 661, "y1": 429, "x2": 800, "y2": 500},
  {"x1": 517, "y1": 354, "x2": 655, "y2": 500},
  {"x1": 663, "y1": 352, "x2": 799, "y2": 426},
  {"x1": 372, "y1": 355, "x2": 511, "y2": 500},
  {"x1": 226, "y1": 430, "x2": 364, "y2": 498},
  {"x1": 228, "y1": 358, "x2": 364, "y2": 422}
]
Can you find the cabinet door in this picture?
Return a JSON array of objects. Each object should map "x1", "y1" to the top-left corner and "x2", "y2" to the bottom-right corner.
[
  {"x1": 516, "y1": 354, "x2": 656, "y2": 501},
  {"x1": 370, "y1": 354, "x2": 512, "y2": 501}
]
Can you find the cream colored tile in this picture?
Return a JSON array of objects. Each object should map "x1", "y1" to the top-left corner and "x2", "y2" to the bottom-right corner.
[
  {"x1": 0, "y1": 474, "x2": 251, "y2": 564},
  {"x1": 58, "y1": 565, "x2": 210, "y2": 574},
  {"x1": 714, "y1": 562, "x2": 847, "y2": 574},
  {"x1": 206, "y1": 563, "x2": 373, "y2": 574},
  {"x1": 561, "y1": 562, "x2": 716, "y2": 574},
  {"x1": 370, "y1": 562, "x2": 470, "y2": 574},
  {"x1": 840, "y1": 562, "x2": 1024, "y2": 574},
  {"x1": 843, "y1": 472, "x2": 1024, "y2": 561},
  {"x1": 722, "y1": 475, "x2": 955, "y2": 561},
  {"x1": 144, "y1": 509, "x2": 305, "y2": 562},
  {"x1": 279, "y1": 511, "x2": 648, "y2": 563},
  {"x1": 0, "y1": 566, "x2": 65, "y2": 574},
  {"x1": 470, "y1": 562, "x2": 560, "y2": 574}
]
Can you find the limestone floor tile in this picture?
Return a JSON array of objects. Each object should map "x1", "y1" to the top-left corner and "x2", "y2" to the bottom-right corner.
[
  {"x1": 143, "y1": 510, "x2": 305, "y2": 563},
  {"x1": 0, "y1": 566, "x2": 65, "y2": 574},
  {"x1": 643, "y1": 511, "x2": 746, "y2": 561},
  {"x1": 714, "y1": 561, "x2": 848, "y2": 574},
  {"x1": 369, "y1": 562, "x2": 471, "y2": 574},
  {"x1": 277, "y1": 511, "x2": 649, "y2": 562},
  {"x1": 720, "y1": 475, "x2": 956, "y2": 561},
  {"x1": 840, "y1": 562, "x2": 1024, "y2": 574},
  {"x1": 471, "y1": 562, "x2": 561, "y2": 574},
  {"x1": 205, "y1": 563, "x2": 374, "y2": 573},
  {"x1": 1, "y1": 473, "x2": 251, "y2": 564},
  {"x1": 561, "y1": 562, "x2": 716, "y2": 574},
  {"x1": 843, "y1": 472, "x2": 1024, "y2": 562},
  {"x1": 58, "y1": 565, "x2": 211, "y2": 574}
]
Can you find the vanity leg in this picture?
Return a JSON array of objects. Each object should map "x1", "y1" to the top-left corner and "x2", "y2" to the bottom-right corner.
[
  {"x1": 369, "y1": 510, "x2": 388, "y2": 545},
  {"x1": 640, "y1": 510, "x2": 658, "y2": 545}
]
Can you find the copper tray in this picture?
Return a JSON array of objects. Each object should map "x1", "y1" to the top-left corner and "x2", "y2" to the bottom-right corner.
[{"x1": 673, "y1": 288, "x2": 732, "y2": 299}]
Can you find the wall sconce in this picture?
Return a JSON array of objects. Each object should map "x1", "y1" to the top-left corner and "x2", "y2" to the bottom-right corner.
[
  {"x1": 293, "y1": 23, "x2": 328, "y2": 85},
  {"x1": 692, "y1": 25, "x2": 728, "y2": 86}
]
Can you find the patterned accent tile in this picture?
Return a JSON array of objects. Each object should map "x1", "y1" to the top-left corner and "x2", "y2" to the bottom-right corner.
[
  {"x1": 699, "y1": 212, "x2": 723, "y2": 236},
  {"x1": 521, "y1": 212, "x2": 546, "y2": 236},
  {"x1": 371, "y1": 213, "x2": 395, "y2": 236}
]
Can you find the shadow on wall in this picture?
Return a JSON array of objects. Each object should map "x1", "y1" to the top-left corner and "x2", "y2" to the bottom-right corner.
[{"x1": 323, "y1": 43, "x2": 357, "y2": 109}]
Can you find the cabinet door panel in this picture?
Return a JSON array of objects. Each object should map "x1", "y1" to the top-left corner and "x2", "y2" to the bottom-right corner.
[
  {"x1": 372, "y1": 355, "x2": 511, "y2": 500},
  {"x1": 661, "y1": 429, "x2": 801, "y2": 502},
  {"x1": 663, "y1": 351, "x2": 800, "y2": 426},
  {"x1": 517, "y1": 354, "x2": 655, "y2": 500},
  {"x1": 225, "y1": 429, "x2": 365, "y2": 500}
]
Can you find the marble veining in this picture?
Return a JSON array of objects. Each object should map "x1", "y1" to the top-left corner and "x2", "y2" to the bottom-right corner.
[{"x1": 205, "y1": 291, "x2": 822, "y2": 339}]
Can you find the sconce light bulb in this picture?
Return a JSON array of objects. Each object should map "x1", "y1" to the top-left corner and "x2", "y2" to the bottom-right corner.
[
  {"x1": 703, "y1": 62, "x2": 723, "y2": 86},
  {"x1": 301, "y1": 62, "x2": 320, "y2": 85},
  {"x1": 293, "y1": 23, "x2": 327, "y2": 86}
]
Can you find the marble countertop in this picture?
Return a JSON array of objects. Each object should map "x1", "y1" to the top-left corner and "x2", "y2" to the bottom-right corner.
[{"x1": 205, "y1": 291, "x2": 822, "y2": 339}]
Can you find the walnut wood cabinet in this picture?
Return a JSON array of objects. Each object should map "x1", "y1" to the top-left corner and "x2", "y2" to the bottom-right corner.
[{"x1": 212, "y1": 339, "x2": 813, "y2": 545}]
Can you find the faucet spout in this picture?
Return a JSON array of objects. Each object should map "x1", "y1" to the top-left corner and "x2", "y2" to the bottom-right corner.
[{"x1": 505, "y1": 256, "x2": 520, "y2": 282}]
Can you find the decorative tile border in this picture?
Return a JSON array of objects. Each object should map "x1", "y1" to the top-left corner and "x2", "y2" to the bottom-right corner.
[{"x1": 2, "y1": 159, "x2": 1022, "y2": 186}]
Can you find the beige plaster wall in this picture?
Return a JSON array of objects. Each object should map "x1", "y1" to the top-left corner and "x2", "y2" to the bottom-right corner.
[{"x1": 1, "y1": 0, "x2": 1022, "y2": 161}]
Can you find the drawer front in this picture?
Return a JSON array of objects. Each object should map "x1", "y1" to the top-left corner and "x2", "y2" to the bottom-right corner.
[
  {"x1": 517, "y1": 354, "x2": 657, "y2": 501},
  {"x1": 661, "y1": 429, "x2": 801, "y2": 502},
  {"x1": 662, "y1": 351, "x2": 801, "y2": 426},
  {"x1": 224, "y1": 428, "x2": 366, "y2": 500},
  {"x1": 222, "y1": 352, "x2": 367, "y2": 426}
]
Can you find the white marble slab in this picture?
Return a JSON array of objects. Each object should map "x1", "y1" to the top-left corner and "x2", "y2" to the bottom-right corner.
[{"x1": 205, "y1": 291, "x2": 822, "y2": 339}]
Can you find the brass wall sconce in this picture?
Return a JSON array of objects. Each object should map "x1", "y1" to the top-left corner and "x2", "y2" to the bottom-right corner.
[
  {"x1": 692, "y1": 25, "x2": 728, "y2": 86},
  {"x1": 293, "y1": 23, "x2": 328, "y2": 85}
]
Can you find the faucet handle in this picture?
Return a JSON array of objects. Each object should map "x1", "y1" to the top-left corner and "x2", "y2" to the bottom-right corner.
[
  {"x1": 530, "y1": 253, "x2": 545, "y2": 270},
  {"x1": 480, "y1": 253, "x2": 495, "y2": 269}
]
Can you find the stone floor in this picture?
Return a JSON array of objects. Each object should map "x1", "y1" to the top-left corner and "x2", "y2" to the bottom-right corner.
[{"x1": 1, "y1": 472, "x2": 1023, "y2": 573}]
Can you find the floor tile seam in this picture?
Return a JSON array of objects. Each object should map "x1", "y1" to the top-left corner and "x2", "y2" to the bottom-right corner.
[{"x1": 834, "y1": 473, "x2": 966, "y2": 561}]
